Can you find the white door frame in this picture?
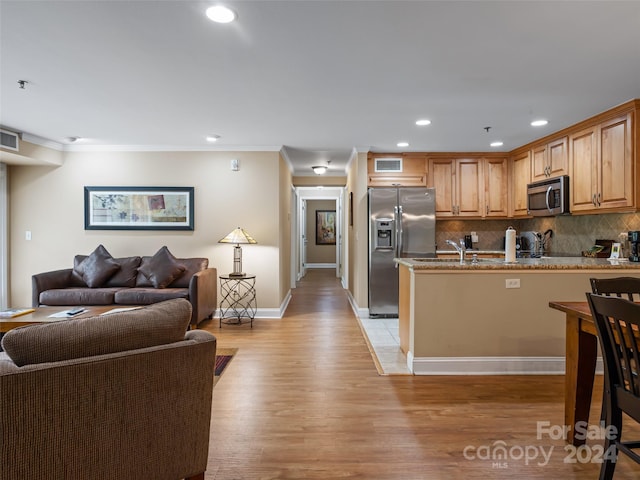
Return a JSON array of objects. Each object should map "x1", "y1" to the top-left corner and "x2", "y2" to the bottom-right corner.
[{"x1": 294, "y1": 186, "x2": 345, "y2": 284}]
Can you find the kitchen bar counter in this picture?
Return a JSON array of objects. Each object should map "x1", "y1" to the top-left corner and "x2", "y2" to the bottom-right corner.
[
  {"x1": 396, "y1": 258, "x2": 640, "y2": 375},
  {"x1": 397, "y1": 256, "x2": 640, "y2": 270}
]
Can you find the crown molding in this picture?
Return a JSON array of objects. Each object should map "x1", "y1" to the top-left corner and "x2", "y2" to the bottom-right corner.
[
  {"x1": 21, "y1": 133, "x2": 64, "y2": 151},
  {"x1": 63, "y1": 144, "x2": 284, "y2": 153}
]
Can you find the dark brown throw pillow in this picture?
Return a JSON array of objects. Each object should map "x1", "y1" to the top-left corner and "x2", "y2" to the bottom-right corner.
[
  {"x1": 73, "y1": 244, "x2": 121, "y2": 288},
  {"x1": 138, "y1": 246, "x2": 185, "y2": 288}
]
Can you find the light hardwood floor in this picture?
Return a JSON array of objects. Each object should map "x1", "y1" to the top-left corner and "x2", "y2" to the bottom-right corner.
[{"x1": 198, "y1": 269, "x2": 640, "y2": 479}]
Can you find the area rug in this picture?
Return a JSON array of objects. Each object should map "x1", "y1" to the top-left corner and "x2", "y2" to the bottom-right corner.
[{"x1": 214, "y1": 347, "x2": 238, "y2": 385}]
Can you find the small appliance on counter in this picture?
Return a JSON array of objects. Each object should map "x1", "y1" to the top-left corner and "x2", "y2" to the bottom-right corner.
[
  {"x1": 629, "y1": 231, "x2": 640, "y2": 262},
  {"x1": 520, "y1": 230, "x2": 553, "y2": 257}
]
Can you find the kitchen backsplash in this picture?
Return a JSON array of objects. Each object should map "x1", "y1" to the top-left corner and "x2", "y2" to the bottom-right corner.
[{"x1": 436, "y1": 212, "x2": 640, "y2": 256}]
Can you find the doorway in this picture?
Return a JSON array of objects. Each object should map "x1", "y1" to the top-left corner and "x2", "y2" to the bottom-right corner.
[{"x1": 293, "y1": 186, "x2": 346, "y2": 288}]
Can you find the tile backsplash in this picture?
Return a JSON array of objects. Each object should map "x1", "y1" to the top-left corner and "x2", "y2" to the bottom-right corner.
[{"x1": 436, "y1": 212, "x2": 640, "y2": 256}]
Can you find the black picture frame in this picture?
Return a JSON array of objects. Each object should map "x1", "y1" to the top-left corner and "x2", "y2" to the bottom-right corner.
[
  {"x1": 84, "y1": 186, "x2": 194, "y2": 231},
  {"x1": 315, "y1": 210, "x2": 336, "y2": 245}
]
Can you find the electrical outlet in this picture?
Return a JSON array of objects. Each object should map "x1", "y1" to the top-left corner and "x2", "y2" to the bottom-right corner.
[
  {"x1": 25, "y1": 230, "x2": 32, "y2": 241},
  {"x1": 505, "y1": 278, "x2": 520, "y2": 289}
]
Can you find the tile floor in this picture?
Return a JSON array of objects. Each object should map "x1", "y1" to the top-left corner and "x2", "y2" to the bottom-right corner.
[{"x1": 357, "y1": 317, "x2": 412, "y2": 375}]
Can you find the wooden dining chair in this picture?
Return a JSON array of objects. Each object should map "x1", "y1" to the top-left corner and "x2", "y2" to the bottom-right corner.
[
  {"x1": 586, "y1": 293, "x2": 640, "y2": 480},
  {"x1": 590, "y1": 277, "x2": 640, "y2": 421},
  {"x1": 590, "y1": 277, "x2": 640, "y2": 301}
]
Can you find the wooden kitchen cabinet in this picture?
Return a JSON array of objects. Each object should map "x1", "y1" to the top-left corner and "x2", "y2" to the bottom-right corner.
[
  {"x1": 484, "y1": 156, "x2": 509, "y2": 217},
  {"x1": 569, "y1": 125, "x2": 598, "y2": 211},
  {"x1": 428, "y1": 157, "x2": 483, "y2": 217},
  {"x1": 569, "y1": 113, "x2": 633, "y2": 213},
  {"x1": 510, "y1": 150, "x2": 531, "y2": 217},
  {"x1": 531, "y1": 136, "x2": 568, "y2": 182},
  {"x1": 367, "y1": 153, "x2": 427, "y2": 187}
]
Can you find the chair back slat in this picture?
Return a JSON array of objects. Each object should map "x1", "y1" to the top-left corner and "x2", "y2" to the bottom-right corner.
[{"x1": 590, "y1": 277, "x2": 640, "y2": 302}]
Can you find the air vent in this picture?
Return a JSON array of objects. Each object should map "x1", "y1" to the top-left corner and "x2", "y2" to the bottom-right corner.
[
  {"x1": 0, "y1": 129, "x2": 19, "y2": 152},
  {"x1": 374, "y1": 157, "x2": 402, "y2": 173}
]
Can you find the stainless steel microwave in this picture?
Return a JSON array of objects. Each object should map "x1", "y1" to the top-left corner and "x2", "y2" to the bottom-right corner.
[{"x1": 527, "y1": 175, "x2": 570, "y2": 216}]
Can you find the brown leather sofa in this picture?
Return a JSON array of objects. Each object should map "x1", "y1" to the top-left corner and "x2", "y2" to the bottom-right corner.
[
  {"x1": 0, "y1": 298, "x2": 216, "y2": 480},
  {"x1": 32, "y1": 245, "x2": 217, "y2": 327}
]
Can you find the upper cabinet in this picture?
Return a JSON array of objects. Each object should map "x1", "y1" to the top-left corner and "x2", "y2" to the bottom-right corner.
[
  {"x1": 484, "y1": 156, "x2": 509, "y2": 217},
  {"x1": 569, "y1": 112, "x2": 634, "y2": 213},
  {"x1": 367, "y1": 153, "x2": 426, "y2": 187},
  {"x1": 428, "y1": 157, "x2": 483, "y2": 217},
  {"x1": 427, "y1": 156, "x2": 507, "y2": 218},
  {"x1": 531, "y1": 136, "x2": 568, "y2": 182},
  {"x1": 510, "y1": 150, "x2": 531, "y2": 217}
]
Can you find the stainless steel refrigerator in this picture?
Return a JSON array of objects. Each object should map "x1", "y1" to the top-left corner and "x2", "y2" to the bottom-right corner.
[{"x1": 368, "y1": 187, "x2": 436, "y2": 317}]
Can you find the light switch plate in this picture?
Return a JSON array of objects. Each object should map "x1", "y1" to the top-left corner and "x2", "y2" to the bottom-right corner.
[{"x1": 230, "y1": 159, "x2": 239, "y2": 171}]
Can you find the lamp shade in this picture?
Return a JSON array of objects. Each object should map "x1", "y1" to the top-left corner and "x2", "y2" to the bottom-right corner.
[{"x1": 218, "y1": 227, "x2": 257, "y2": 245}]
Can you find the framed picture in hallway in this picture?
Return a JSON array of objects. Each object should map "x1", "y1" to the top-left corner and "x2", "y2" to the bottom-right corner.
[
  {"x1": 316, "y1": 210, "x2": 336, "y2": 245},
  {"x1": 84, "y1": 186, "x2": 194, "y2": 230}
]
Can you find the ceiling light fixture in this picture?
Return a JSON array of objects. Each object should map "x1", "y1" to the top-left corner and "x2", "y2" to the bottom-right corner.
[
  {"x1": 490, "y1": 141, "x2": 504, "y2": 147},
  {"x1": 65, "y1": 136, "x2": 80, "y2": 143},
  {"x1": 531, "y1": 119, "x2": 549, "y2": 127},
  {"x1": 206, "y1": 5, "x2": 237, "y2": 23},
  {"x1": 206, "y1": 134, "x2": 220, "y2": 142},
  {"x1": 415, "y1": 119, "x2": 431, "y2": 126},
  {"x1": 312, "y1": 165, "x2": 328, "y2": 175},
  {"x1": 397, "y1": 142, "x2": 409, "y2": 147}
]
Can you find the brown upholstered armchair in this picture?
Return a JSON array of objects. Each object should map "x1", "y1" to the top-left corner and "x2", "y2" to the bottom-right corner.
[{"x1": 0, "y1": 299, "x2": 216, "y2": 480}]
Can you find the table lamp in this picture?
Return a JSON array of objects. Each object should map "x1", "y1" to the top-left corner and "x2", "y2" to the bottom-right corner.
[{"x1": 218, "y1": 227, "x2": 257, "y2": 277}]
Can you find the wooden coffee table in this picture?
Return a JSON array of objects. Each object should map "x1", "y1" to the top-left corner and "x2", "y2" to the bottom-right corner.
[{"x1": 0, "y1": 306, "x2": 140, "y2": 333}]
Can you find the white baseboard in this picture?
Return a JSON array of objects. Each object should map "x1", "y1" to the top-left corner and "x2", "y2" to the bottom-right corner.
[
  {"x1": 214, "y1": 289, "x2": 291, "y2": 320},
  {"x1": 304, "y1": 263, "x2": 336, "y2": 269},
  {"x1": 346, "y1": 291, "x2": 369, "y2": 319},
  {"x1": 410, "y1": 356, "x2": 604, "y2": 375}
]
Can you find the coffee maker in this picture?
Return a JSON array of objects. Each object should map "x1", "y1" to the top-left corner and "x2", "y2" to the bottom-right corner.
[{"x1": 629, "y1": 231, "x2": 640, "y2": 262}]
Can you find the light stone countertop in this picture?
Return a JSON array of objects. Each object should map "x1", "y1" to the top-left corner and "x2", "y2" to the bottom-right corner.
[{"x1": 396, "y1": 256, "x2": 640, "y2": 270}]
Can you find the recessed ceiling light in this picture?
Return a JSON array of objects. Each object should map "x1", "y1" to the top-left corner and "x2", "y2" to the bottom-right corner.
[
  {"x1": 397, "y1": 142, "x2": 409, "y2": 147},
  {"x1": 490, "y1": 141, "x2": 504, "y2": 147},
  {"x1": 206, "y1": 134, "x2": 220, "y2": 142},
  {"x1": 206, "y1": 5, "x2": 236, "y2": 23},
  {"x1": 416, "y1": 119, "x2": 431, "y2": 126},
  {"x1": 531, "y1": 119, "x2": 549, "y2": 127}
]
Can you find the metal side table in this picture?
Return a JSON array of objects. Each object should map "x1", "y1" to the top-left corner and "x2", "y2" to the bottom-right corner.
[{"x1": 219, "y1": 274, "x2": 256, "y2": 327}]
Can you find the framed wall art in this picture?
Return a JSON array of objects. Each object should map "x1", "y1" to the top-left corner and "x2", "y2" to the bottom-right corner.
[
  {"x1": 84, "y1": 186, "x2": 194, "y2": 230},
  {"x1": 316, "y1": 210, "x2": 336, "y2": 245}
]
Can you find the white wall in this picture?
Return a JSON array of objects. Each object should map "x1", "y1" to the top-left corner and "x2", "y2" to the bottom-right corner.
[{"x1": 8, "y1": 149, "x2": 289, "y2": 311}]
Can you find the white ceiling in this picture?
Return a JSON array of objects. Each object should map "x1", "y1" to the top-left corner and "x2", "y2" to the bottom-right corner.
[{"x1": 1, "y1": 0, "x2": 639, "y2": 176}]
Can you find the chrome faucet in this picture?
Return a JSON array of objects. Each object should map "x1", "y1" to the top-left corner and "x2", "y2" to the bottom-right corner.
[{"x1": 446, "y1": 239, "x2": 466, "y2": 263}]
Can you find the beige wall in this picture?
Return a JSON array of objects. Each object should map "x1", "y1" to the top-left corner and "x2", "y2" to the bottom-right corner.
[
  {"x1": 8, "y1": 148, "x2": 290, "y2": 310},
  {"x1": 306, "y1": 200, "x2": 337, "y2": 264},
  {"x1": 278, "y1": 154, "x2": 292, "y2": 302},
  {"x1": 292, "y1": 176, "x2": 347, "y2": 187},
  {"x1": 346, "y1": 151, "x2": 369, "y2": 310}
]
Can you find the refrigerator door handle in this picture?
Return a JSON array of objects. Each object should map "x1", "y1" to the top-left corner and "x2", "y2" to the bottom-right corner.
[{"x1": 396, "y1": 205, "x2": 403, "y2": 267}]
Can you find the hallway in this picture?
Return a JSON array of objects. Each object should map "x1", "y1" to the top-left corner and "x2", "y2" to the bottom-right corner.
[{"x1": 199, "y1": 269, "x2": 640, "y2": 479}]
